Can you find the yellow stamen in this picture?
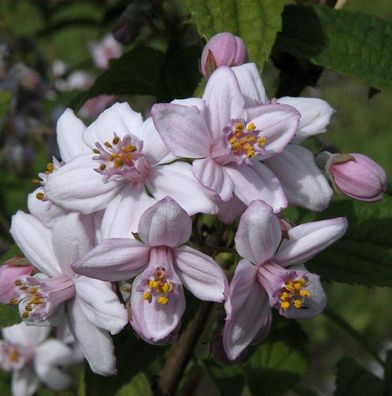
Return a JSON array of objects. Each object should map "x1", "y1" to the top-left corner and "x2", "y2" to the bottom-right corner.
[
  {"x1": 157, "y1": 296, "x2": 168, "y2": 305},
  {"x1": 93, "y1": 148, "x2": 100, "y2": 154},
  {"x1": 112, "y1": 136, "x2": 120, "y2": 145},
  {"x1": 46, "y1": 163, "x2": 54, "y2": 172},
  {"x1": 36, "y1": 192, "x2": 45, "y2": 200},
  {"x1": 280, "y1": 301, "x2": 290, "y2": 310},
  {"x1": 104, "y1": 141, "x2": 112, "y2": 148},
  {"x1": 247, "y1": 122, "x2": 256, "y2": 132}
]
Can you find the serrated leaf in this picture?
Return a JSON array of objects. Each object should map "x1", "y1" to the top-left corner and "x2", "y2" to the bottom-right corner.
[
  {"x1": 183, "y1": 0, "x2": 285, "y2": 68},
  {"x1": 334, "y1": 357, "x2": 384, "y2": 396},
  {"x1": 244, "y1": 319, "x2": 309, "y2": 396},
  {"x1": 116, "y1": 373, "x2": 152, "y2": 396},
  {"x1": 306, "y1": 198, "x2": 392, "y2": 287},
  {"x1": 276, "y1": 5, "x2": 392, "y2": 92}
]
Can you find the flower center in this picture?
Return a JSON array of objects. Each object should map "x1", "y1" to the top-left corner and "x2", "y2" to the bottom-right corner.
[
  {"x1": 0, "y1": 341, "x2": 31, "y2": 371},
  {"x1": 142, "y1": 266, "x2": 174, "y2": 305},
  {"x1": 93, "y1": 133, "x2": 150, "y2": 182},
  {"x1": 224, "y1": 119, "x2": 266, "y2": 161},
  {"x1": 277, "y1": 275, "x2": 311, "y2": 312},
  {"x1": 12, "y1": 275, "x2": 75, "y2": 321}
]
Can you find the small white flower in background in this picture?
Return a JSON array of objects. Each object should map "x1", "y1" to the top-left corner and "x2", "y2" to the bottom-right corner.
[
  {"x1": 89, "y1": 34, "x2": 122, "y2": 70},
  {"x1": 0, "y1": 322, "x2": 74, "y2": 396}
]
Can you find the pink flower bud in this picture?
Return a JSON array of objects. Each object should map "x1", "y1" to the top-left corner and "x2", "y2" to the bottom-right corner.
[
  {"x1": 200, "y1": 32, "x2": 248, "y2": 77},
  {"x1": 0, "y1": 258, "x2": 34, "y2": 304},
  {"x1": 321, "y1": 152, "x2": 387, "y2": 202}
]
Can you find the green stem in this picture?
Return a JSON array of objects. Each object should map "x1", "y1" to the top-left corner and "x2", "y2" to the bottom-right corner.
[{"x1": 324, "y1": 307, "x2": 385, "y2": 367}]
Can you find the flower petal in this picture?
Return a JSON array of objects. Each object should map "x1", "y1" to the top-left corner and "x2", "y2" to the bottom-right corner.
[
  {"x1": 151, "y1": 103, "x2": 212, "y2": 158},
  {"x1": 2, "y1": 322, "x2": 50, "y2": 346},
  {"x1": 74, "y1": 277, "x2": 128, "y2": 335},
  {"x1": 277, "y1": 97, "x2": 335, "y2": 141},
  {"x1": 82, "y1": 102, "x2": 143, "y2": 148},
  {"x1": 231, "y1": 63, "x2": 268, "y2": 106},
  {"x1": 73, "y1": 239, "x2": 149, "y2": 281},
  {"x1": 216, "y1": 195, "x2": 246, "y2": 225},
  {"x1": 101, "y1": 183, "x2": 156, "y2": 237},
  {"x1": 130, "y1": 271, "x2": 186, "y2": 343},
  {"x1": 202, "y1": 67, "x2": 245, "y2": 141},
  {"x1": 275, "y1": 217, "x2": 348, "y2": 267},
  {"x1": 224, "y1": 162, "x2": 287, "y2": 212},
  {"x1": 247, "y1": 104, "x2": 300, "y2": 159},
  {"x1": 10, "y1": 211, "x2": 61, "y2": 276},
  {"x1": 222, "y1": 259, "x2": 271, "y2": 360},
  {"x1": 45, "y1": 155, "x2": 124, "y2": 214},
  {"x1": 175, "y1": 246, "x2": 227, "y2": 302},
  {"x1": 57, "y1": 108, "x2": 90, "y2": 162},
  {"x1": 67, "y1": 299, "x2": 117, "y2": 376},
  {"x1": 138, "y1": 197, "x2": 192, "y2": 247},
  {"x1": 147, "y1": 161, "x2": 218, "y2": 215},
  {"x1": 192, "y1": 158, "x2": 234, "y2": 201},
  {"x1": 235, "y1": 200, "x2": 281, "y2": 265},
  {"x1": 266, "y1": 145, "x2": 333, "y2": 211},
  {"x1": 12, "y1": 366, "x2": 39, "y2": 396}
]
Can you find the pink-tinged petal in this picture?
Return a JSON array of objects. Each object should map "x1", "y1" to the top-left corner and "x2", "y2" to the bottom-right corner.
[
  {"x1": 57, "y1": 108, "x2": 90, "y2": 162},
  {"x1": 82, "y1": 102, "x2": 143, "y2": 148},
  {"x1": 224, "y1": 162, "x2": 287, "y2": 212},
  {"x1": 277, "y1": 97, "x2": 335, "y2": 141},
  {"x1": 222, "y1": 260, "x2": 271, "y2": 360},
  {"x1": 247, "y1": 104, "x2": 300, "y2": 159},
  {"x1": 2, "y1": 322, "x2": 50, "y2": 346},
  {"x1": 171, "y1": 98, "x2": 206, "y2": 113},
  {"x1": 12, "y1": 367, "x2": 39, "y2": 396},
  {"x1": 35, "y1": 365, "x2": 73, "y2": 391},
  {"x1": 202, "y1": 67, "x2": 245, "y2": 141},
  {"x1": 45, "y1": 155, "x2": 124, "y2": 214},
  {"x1": 147, "y1": 162, "x2": 218, "y2": 215},
  {"x1": 10, "y1": 211, "x2": 61, "y2": 276},
  {"x1": 74, "y1": 277, "x2": 128, "y2": 335},
  {"x1": 275, "y1": 217, "x2": 348, "y2": 267},
  {"x1": 138, "y1": 197, "x2": 192, "y2": 247},
  {"x1": 73, "y1": 239, "x2": 149, "y2": 281},
  {"x1": 217, "y1": 195, "x2": 246, "y2": 225},
  {"x1": 139, "y1": 117, "x2": 174, "y2": 165},
  {"x1": 192, "y1": 158, "x2": 234, "y2": 201},
  {"x1": 175, "y1": 246, "x2": 227, "y2": 302},
  {"x1": 52, "y1": 213, "x2": 95, "y2": 277},
  {"x1": 235, "y1": 201, "x2": 281, "y2": 265},
  {"x1": 151, "y1": 103, "x2": 212, "y2": 158},
  {"x1": 231, "y1": 63, "x2": 268, "y2": 106},
  {"x1": 101, "y1": 183, "x2": 156, "y2": 238},
  {"x1": 266, "y1": 145, "x2": 333, "y2": 212},
  {"x1": 130, "y1": 271, "x2": 186, "y2": 343},
  {"x1": 67, "y1": 299, "x2": 116, "y2": 376},
  {"x1": 28, "y1": 188, "x2": 67, "y2": 227}
]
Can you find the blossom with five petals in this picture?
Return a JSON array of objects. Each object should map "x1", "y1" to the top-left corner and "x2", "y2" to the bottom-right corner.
[
  {"x1": 152, "y1": 67, "x2": 301, "y2": 213},
  {"x1": 222, "y1": 200, "x2": 347, "y2": 360},
  {"x1": 0, "y1": 322, "x2": 74, "y2": 396},
  {"x1": 10, "y1": 211, "x2": 128, "y2": 375},
  {"x1": 72, "y1": 197, "x2": 228, "y2": 343}
]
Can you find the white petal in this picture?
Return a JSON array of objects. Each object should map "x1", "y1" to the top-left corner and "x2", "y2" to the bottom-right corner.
[
  {"x1": 2, "y1": 322, "x2": 50, "y2": 346},
  {"x1": 57, "y1": 108, "x2": 90, "y2": 162},
  {"x1": 216, "y1": 195, "x2": 246, "y2": 225},
  {"x1": 266, "y1": 145, "x2": 333, "y2": 211},
  {"x1": 10, "y1": 211, "x2": 62, "y2": 276},
  {"x1": 12, "y1": 367, "x2": 39, "y2": 396},
  {"x1": 175, "y1": 246, "x2": 227, "y2": 302},
  {"x1": 232, "y1": 63, "x2": 268, "y2": 106}
]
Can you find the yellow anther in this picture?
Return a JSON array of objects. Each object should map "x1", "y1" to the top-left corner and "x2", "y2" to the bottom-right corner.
[
  {"x1": 280, "y1": 301, "x2": 290, "y2": 310},
  {"x1": 299, "y1": 289, "x2": 310, "y2": 297},
  {"x1": 9, "y1": 298, "x2": 18, "y2": 305},
  {"x1": 93, "y1": 148, "x2": 100, "y2": 154},
  {"x1": 22, "y1": 311, "x2": 29, "y2": 319},
  {"x1": 104, "y1": 141, "x2": 112, "y2": 148},
  {"x1": 257, "y1": 137, "x2": 266, "y2": 147},
  {"x1": 36, "y1": 192, "x2": 45, "y2": 200},
  {"x1": 15, "y1": 280, "x2": 22, "y2": 286},
  {"x1": 46, "y1": 163, "x2": 54, "y2": 172},
  {"x1": 234, "y1": 122, "x2": 244, "y2": 131},
  {"x1": 247, "y1": 123, "x2": 256, "y2": 132},
  {"x1": 29, "y1": 287, "x2": 38, "y2": 294},
  {"x1": 148, "y1": 280, "x2": 159, "y2": 289},
  {"x1": 294, "y1": 299, "x2": 303, "y2": 309},
  {"x1": 25, "y1": 305, "x2": 32, "y2": 312},
  {"x1": 143, "y1": 291, "x2": 152, "y2": 302},
  {"x1": 114, "y1": 158, "x2": 124, "y2": 168},
  {"x1": 161, "y1": 282, "x2": 172, "y2": 293},
  {"x1": 112, "y1": 136, "x2": 120, "y2": 145},
  {"x1": 157, "y1": 296, "x2": 168, "y2": 305},
  {"x1": 99, "y1": 164, "x2": 106, "y2": 171},
  {"x1": 19, "y1": 286, "x2": 28, "y2": 291},
  {"x1": 280, "y1": 292, "x2": 289, "y2": 301},
  {"x1": 32, "y1": 179, "x2": 41, "y2": 184}
]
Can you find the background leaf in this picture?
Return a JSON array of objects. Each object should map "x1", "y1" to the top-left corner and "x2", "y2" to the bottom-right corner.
[
  {"x1": 116, "y1": 373, "x2": 152, "y2": 396},
  {"x1": 276, "y1": 5, "x2": 392, "y2": 92},
  {"x1": 183, "y1": 0, "x2": 285, "y2": 68},
  {"x1": 0, "y1": 304, "x2": 21, "y2": 328}
]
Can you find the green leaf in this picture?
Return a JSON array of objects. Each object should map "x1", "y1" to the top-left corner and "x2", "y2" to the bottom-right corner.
[
  {"x1": 116, "y1": 373, "x2": 152, "y2": 396},
  {"x1": 208, "y1": 365, "x2": 245, "y2": 396},
  {"x1": 1, "y1": 245, "x2": 23, "y2": 263},
  {"x1": 276, "y1": 5, "x2": 392, "y2": 92},
  {"x1": 334, "y1": 357, "x2": 384, "y2": 396},
  {"x1": 244, "y1": 318, "x2": 309, "y2": 396},
  {"x1": 0, "y1": 304, "x2": 21, "y2": 328},
  {"x1": 306, "y1": 197, "x2": 392, "y2": 287},
  {"x1": 183, "y1": 0, "x2": 285, "y2": 68}
]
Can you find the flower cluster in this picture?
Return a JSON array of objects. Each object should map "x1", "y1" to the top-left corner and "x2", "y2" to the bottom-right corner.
[{"x1": 3, "y1": 32, "x2": 387, "y2": 380}]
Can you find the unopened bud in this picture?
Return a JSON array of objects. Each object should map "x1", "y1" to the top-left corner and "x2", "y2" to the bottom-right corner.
[
  {"x1": 200, "y1": 32, "x2": 248, "y2": 77},
  {"x1": 317, "y1": 152, "x2": 387, "y2": 202}
]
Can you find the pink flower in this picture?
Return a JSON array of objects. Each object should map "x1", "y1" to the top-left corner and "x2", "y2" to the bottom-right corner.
[
  {"x1": 200, "y1": 32, "x2": 248, "y2": 77},
  {"x1": 89, "y1": 34, "x2": 122, "y2": 70},
  {"x1": 44, "y1": 103, "x2": 217, "y2": 237},
  {"x1": 0, "y1": 322, "x2": 74, "y2": 396},
  {"x1": 152, "y1": 67, "x2": 301, "y2": 212},
  {"x1": 320, "y1": 152, "x2": 387, "y2": 202},
  {"x1": 72, "y1": 197, "x2": 228, "y2": 344},
  {"x1": 0, "y1": 258, "x2": 33, "y2": 304},
  {"x1": 231, "y1": 63, "x2": 335, "y2": 211},
  {"x1": 222, "y1": 200, "x2": 347, "y2": 360},
  {"x1": 10, "y1": 211, "x2": 128, "y2": 375}
]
